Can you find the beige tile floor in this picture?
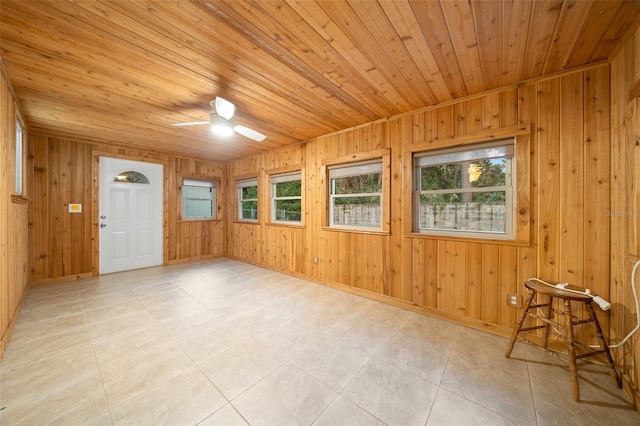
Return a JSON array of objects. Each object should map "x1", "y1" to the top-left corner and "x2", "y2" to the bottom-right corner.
[{"x1": 1, "y1": 258, "x2": 639, "y2": 425}]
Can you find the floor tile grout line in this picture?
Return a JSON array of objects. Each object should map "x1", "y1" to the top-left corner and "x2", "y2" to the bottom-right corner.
[
  {"x1": 90, "y1": 272, "x2": 204, "y2": 416},
  {"x1": 523, "y1": 345, "x2": 542, "y2": 426},
  {"x1": 80, "y1": 289, "x2": 116, "y2": 426}
]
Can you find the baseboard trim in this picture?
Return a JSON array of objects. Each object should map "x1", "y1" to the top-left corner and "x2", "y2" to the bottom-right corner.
[{"x1": 0, "y1": 284, "x2": 31, "y2": 359}]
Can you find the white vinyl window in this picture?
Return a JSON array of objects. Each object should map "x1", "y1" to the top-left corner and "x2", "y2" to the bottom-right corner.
[
  {"x1": 270, "y1": 171, "x2": 302, "y2": 223},
  {"x1": 414, "y1": 139, "x2": 515, "y2": 239},
  {"x1": 182, "y1": 178, "x2": 217, "y2": 219},
  {"x1": 238, "y1": 178, "x2": 258, "y2": 221},
  {"x1": 329, "y1": 160, "x2": 382, "y2": 230},
  {"x1": 15, "y1": 121, "x2": 23, "y2": 195}
]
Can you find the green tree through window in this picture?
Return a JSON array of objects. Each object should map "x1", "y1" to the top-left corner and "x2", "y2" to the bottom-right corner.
[
  {"x1": 271, "y1": 172, "x2": 302, "y2": 223},
  {"x1": 414, "y1": 141, "x2": 514, "y2": 236}
]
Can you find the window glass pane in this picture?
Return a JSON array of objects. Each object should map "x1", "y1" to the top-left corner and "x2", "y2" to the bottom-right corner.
[
  {"x1": 183, "y1": 185, "x2": 211, "y2": 199},
  {"x1": 114, "y1": 171, "x2": 150, "y2": 184},
  {"x1": 241, "y1": 186, "x2": 258, "y2": 199},
  {"x1": 420, "y1": 164, "x2": 462, "y2": 190},
  {"x1": 468, "y1": 159, "x2": 506, "y2": 188},
  {"x1": 271, "y1": 171, "x2": 302, "y2": 223},
  {"x1": 414, "y1": 139, "x2": 514, "y2": 237},
  {"x1": 182, "y1": 179, "x2": 216, "y2": 219},
  {"x1": 274, "y1": 199, "x2": 301, "y2": 221},
  {"x1": 184, "y1": 198, "x2": 213, "y2": 218},
  {"x1": 419, "y1": 159, "x2": 507, "y2": 191},
  {"x1": 418, "y1": 192, "x2": 507, "y2": 233},
  {"x1": 332, "y1": 195, "x2": 381, "y2": 227},
  {"x1": 238, "y1": 181, "x2": 258, "y2": 221},
  {"x1": 333, "y1": 173, "x2": 381, "y2": 195},
  {"x1": 275, "y1": 179, "x2": 301, "y2": 197},
  {"x1": 240, "y1": 201, "x2": 258, "y2": 219},
  {"x1": 15, "y1": 122, "x2": 23, "y2": 194}
]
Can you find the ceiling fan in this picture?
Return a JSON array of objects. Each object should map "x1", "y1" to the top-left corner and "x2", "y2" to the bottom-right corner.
[{"x1": 171, "y1": 97, "x2": 266, "y2": 141}]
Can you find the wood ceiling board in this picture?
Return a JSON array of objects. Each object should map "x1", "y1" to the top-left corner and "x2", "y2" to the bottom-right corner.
[
  {"x1": 377, "y1": 0, "x2": 452, "y2": 104},
  {"x1": 541, "y1": 0, "x2": 594, "y2": 74},
  {"x1": 210, "y1": 0, "x2": 386, "y2": 120},
  {"x1": 440, "y1": 0, "x2": 485, "y2": 94},
  {"x1": 501, "y1": 0, "x2": 532, "y2": 85},
  {"x1": 1, "y1": 0, "x2": 639, "y2": 161},
  {"x1": 472, "y1": 0, "x2": 503, "y2": 89},
  {"x1": 409, "y1": 0, "x2": 469, "y2": 98}
]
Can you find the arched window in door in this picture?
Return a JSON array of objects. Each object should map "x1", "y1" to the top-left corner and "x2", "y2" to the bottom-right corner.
[{"x1": 113, "y1": 170, "x2": 150, "y2": 184}]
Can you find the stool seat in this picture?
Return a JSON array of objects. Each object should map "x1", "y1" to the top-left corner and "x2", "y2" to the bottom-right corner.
[
  {"x1": 524, "y1": 280, "x2": 592, "y2": 301},
  {"x1": 505, "y1": 279, "x2": 621, "y2": 401}
]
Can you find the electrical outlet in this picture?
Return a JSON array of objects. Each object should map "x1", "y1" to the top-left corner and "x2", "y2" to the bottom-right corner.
[
  {"x1": 506, "y1": 293, "x2": 522, "y2": 308},
  {"x1": 313, "y1": 256, "x2": 319, "y2": 264}
]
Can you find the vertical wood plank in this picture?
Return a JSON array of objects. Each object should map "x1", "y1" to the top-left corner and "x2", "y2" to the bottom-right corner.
[
  {"x1": 537, "y1": 79, "x2": 561, "y2": 282},
  {"x1": 498, "y1": 245, "x2": 518, "y2": 327},
  {"x1": 584, "y1": 66, "x2": 611, "y2": 339},
  {"x1": 481, "y1": 244, "x2": 500, "y2": 323},
  {"x1": 558, "y1": 73, "x2": 585, "y2": 287},
  {"x1": 466, "y1": 243, "x2": 483, "y2": 320}
]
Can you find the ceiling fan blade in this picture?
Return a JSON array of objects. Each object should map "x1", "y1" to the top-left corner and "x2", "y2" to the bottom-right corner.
[
  {"x1": 170, "y1": 121, "x2": 209, "y2": 127},
  {"x1": 215, "y1": 97, "x2": 236, "y2": 120},
  {"x1": 234, "y1": 125, "x2": 266, "y2": 141}
]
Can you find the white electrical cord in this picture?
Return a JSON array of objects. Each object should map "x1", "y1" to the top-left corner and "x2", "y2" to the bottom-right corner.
[{"x1": 609, "y1": 259, "x2": 640, "y2": 348}]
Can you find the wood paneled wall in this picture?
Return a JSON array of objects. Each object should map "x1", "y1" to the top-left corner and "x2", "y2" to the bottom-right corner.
[
  {"x1": 227, "y1": 65, "x2": 612, "y2": 339},
  {"x1": 0, "y1": 62, "x2": 30, "y2": 357},
  {"x1": 611, "y1": 26, "x2": 640, "y2": 408},
  {"x1": 28, "y1": 138, "x2": 226, "y2": 284}
]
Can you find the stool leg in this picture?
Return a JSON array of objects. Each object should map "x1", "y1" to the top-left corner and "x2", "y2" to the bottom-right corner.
[
  {"x1": 585, "y1": 302, "x2": 622, "y2": 389},
  {"x1": 542, "y1": 295, "x2": 553, "y2": 350},
  {"x1": 564, "y1": 299, "x2": 580, "y2": 401},
  {"x1": 505, "y1": 289, "x2": 535, "y2": 358}
]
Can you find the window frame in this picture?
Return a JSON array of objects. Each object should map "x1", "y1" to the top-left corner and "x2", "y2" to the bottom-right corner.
[
  {"x1": 180, "y1": 177, "x2": 219, "y2": 221},
  {"x1": 237, "y1": 177, "x2": 259, "y2": 222},
  {"x1": 328, "y1": 160, "x2": 384, "y2": 231},
  {"x1": 268, "y1": 169, "x2": 304, "y2": 226},
  {"x1": 15, "y1": 120, "x2": 23, "y2": 195},
  {"x1": 403, "y1": 127, "x2": 531, "y2": 243},
  {"x1": 322, "y1": 149, "x2": 391, "y2": 234}
]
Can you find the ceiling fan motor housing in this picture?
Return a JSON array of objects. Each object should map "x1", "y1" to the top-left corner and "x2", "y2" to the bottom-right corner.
[{"x1": 209, "y1": 112, "x2": 235, "y2": 137}]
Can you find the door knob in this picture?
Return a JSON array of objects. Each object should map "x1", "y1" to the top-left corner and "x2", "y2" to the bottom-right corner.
[{"x1": 100, "y1": 223, "x2": 107, "y2": 228}]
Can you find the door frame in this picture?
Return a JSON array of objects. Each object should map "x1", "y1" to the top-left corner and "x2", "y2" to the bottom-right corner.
[{"x1": 91, "y1": 151, "x2": 169, "y2": 275}]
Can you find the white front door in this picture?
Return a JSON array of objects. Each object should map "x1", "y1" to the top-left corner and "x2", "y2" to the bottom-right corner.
[{"x1": 99, "y1": 157, "x2": 163, "y2": 274}]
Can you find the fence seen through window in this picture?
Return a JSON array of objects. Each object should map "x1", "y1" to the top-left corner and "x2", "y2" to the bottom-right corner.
[
  {"x1": 414, "y1": 141, "x2": 514, "y2": 237},
  {"x1": 271, "y1": 172, "x2": 302, "y2": 223}
]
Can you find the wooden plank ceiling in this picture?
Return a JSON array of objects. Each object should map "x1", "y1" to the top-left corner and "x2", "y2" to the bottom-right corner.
[{"x1": 1, "y1": 0, "x2": 639, "y2": 161}]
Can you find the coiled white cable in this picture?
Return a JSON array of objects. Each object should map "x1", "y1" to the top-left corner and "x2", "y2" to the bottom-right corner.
[{"x1": 609, "y1": 259, "x2": 640, "y2": 348}]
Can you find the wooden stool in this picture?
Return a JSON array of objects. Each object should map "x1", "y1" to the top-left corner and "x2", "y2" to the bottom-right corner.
[{"x1": 505, "y1": 279, "x2": 621, "y2": 401}]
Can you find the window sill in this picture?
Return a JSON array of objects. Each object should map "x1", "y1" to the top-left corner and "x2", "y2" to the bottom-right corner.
[
  {"x1": 266, "y1": 221, "x2": 305, "y2": 229},
  {"x1": 11, "y1": 195, "x2": 30, "y2": 204},
  {"x1": 178, "y1": 218, "x2": 221, "y2": 223},
  {"x1": 322, "y1": 226, "x2": 390, "y2": 236},
  {"x1": 404, "y1": 232, "x2": 530, "y2": 246},
  {"x1": 234, "y1": 220, "x2": 260, "y2": 225}
]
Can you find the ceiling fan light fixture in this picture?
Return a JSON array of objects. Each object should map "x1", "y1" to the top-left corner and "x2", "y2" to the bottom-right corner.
[{"x1": 210, "y1": 114, "x2": 234, "y2": 137}]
